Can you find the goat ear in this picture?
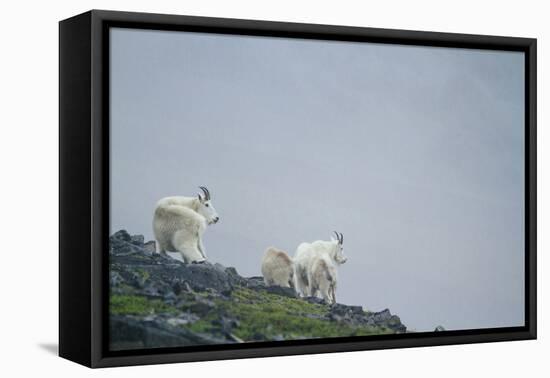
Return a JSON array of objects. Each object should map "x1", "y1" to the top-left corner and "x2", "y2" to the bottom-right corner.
[{"x1": 198, "y1": 193, "x2": 203, "y2": 202}]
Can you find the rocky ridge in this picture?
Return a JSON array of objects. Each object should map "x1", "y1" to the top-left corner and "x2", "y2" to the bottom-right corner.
[{"x1": 109, "y1": 230, "x2": 406, "y2": 351}]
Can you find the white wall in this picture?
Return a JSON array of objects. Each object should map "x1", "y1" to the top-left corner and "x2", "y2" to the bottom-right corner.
[{"x1": 0, "y1": 0, "x2": 546, "y2": 376}]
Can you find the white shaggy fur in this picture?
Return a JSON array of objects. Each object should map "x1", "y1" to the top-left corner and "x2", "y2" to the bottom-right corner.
[
  {"x1": 261, "y1": 247, "x2": 295, "y2": 288},
  {"x1": 311, "y1": 257, "x2": 338, "y2": 304},
  {"x1": 153, "y1": 188, "x2": 219, "y2": 263},
  {"x1": 293, "y1": 233, "x2": 347, "y2": 304}
]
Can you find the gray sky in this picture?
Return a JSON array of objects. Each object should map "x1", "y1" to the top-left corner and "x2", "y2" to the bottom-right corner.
[{"x1": 109, "y1": 28, "x2": 525, "y2": 332}]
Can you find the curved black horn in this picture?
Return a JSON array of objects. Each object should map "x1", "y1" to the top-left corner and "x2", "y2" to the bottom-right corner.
[
  {"x1": 333, "y1": 231, "x2": 341, "y2": 244},
  {"x1": 199, "y1": 186, "x2": 211, "y2": 200},
  {"x1": 333, "y1": 231, "x2": 343, "y2": 244}
]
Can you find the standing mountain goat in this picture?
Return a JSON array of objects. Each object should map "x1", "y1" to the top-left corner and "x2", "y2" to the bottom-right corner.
[
  {"x1": 261, "y1": 247, "x2": 295, "y2": 288},
  {"x1": 153, "y1": 186, "x2": 219, "y2": 263},
  {"x1": 294, "y1": 231, "x2": 347, "y2": 304},
  {"x1": 310, "y1": 258, "x2": 338, "y2": 304}
]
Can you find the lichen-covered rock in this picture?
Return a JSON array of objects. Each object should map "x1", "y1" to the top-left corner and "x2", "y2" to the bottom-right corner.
[
  {"x1": 330, "y1": 304, "x2": 364, "y2": 317},
  {"x1": 143, "y1": 240, "x2": 156, "y2": 255},
  {"x1": 110, "y1": 233, "x2": 247, "y2": 295},
  {"x1": 130, "y1": 234, "x2": 145, "y2": 246}
]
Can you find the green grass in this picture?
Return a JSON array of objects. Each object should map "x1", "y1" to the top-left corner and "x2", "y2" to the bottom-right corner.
[
  {"x1": 185, "y1": 314, "x2": 220, "y2": 334},
  {"x1": 110, "y1": 294, "x2": 178, "y2": 316}
]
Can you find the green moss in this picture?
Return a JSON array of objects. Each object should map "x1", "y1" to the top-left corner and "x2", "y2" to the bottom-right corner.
[
  {"x1": 110, "y1": 294, "x2": 177, "y2": 316},
  {"x1": 215, "y1": 288, "x2": 391, "y2": 341},
  {"x1": 136, "y1": 269, "x2": 150, "y2": 281},
  {"x1": 185, "y1": 315, "x2": 219, "y2": 334},
  {"x1": 112, "y1": 282, "x2": 137, "y2": 294}
]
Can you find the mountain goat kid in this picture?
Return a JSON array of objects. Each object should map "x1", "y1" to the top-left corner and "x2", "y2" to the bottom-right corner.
[
  {"x1": 153, "y1": 186, "x2": 219, "y2": 264},
  {"x1": 261, "y1": 247, "x2": 295, "y2": 288},
  {"x1": 294, "y1": 231, "x2": 347, "y2": 304}
]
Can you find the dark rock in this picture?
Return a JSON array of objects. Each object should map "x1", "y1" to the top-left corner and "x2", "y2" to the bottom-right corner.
[
  {"x1": 331, "y1": 303, "x2": 364, "y2": 317},
  {"x1": 304, "y1": 297, "x2": 325, "y2": 305},
  {"x1": 143, "y1": 241, "x2": 156, "y2": 255},
  {"x1": 304, "y1": 313, "x2": 326, "y2": 321},
  {"x1": 163, "y1": 291, "x2": 177, "y2": 303},
  {"x1": 110, "y1": 231, "x2": 144, "y2": 256},
  {"x1": 264, "y1": 285, "x2": 298, "y2": 298},
  {"x1": 110, "y1": 271, "x2": 124, "y2": 287},
  {"x1": 248, "y1": 276, "x2": 264, "y2": 281},
  {"x1": 172, "y1": 281, "x2": 182, "y2": 295},
  {"x1": 434, "y1": 325, "x2": 446, "y2": 332},
  {"x1": 188, "y1": 299, "x2": 216, "y2": 316},
  {"x1": 131, "y1": 270, "x2": 149, "y2": 288},
  {"x1": 365, "y1": 309, "x2": 407, "y2": 333},
  {"x1": 130, "y1": 234, "x2": 145, "y2": 246},
  {"x1": 387, "y1": 315, "x2": 406, "y2": 333},
  {"x1": 110, "y1": 315, "x2": 229, "y2": 350},
  {"x1": 371, "y1": 309, "x2": 392, "y2": 322},
  {"x1": 110, "y1": 243, "x2": 246, "y2": 294},
  {"x1": 327, "y1": 303, "x2": 366, "y2": 326},
  {"x1": 245, "y1": 276, "x2": 266, "y2": 290},
  {"x1": 220, "y1": 288, "x2": 234, "y2": 297},
  {"x1": 225, "y1": 267, "x2": 239, "y2": 277},
  {"x1": 321, "y1": 304, "x2": 407, "y2": 333},
  {"x1": 112, "y1": 230, "x2": 132, "y2": 242},
  {"x1": 213, "y1": 263, "x2": 227, "y2": 272},
  {"x1": 217, "y1": 316, "x2": 240, "y2": 334},
  {"x1": 251, "y1": 332, "x2": 267, "y2": 341}
]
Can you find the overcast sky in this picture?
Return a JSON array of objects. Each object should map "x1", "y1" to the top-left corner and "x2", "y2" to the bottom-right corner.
[{"x1": 109, "y1": 27, "x2": 525, "y2": 332}]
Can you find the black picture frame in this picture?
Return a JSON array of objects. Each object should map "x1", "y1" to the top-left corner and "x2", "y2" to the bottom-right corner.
[{"x1": 59, "y1": 9, "x2": 537, "y2": 368}]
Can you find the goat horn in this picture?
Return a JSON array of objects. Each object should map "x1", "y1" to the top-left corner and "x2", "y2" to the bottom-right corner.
[
  {"x1": 339, "y1": 232, "x2": 344, "y2": 245},
  {"x1": 199, "y1": 186, "x2": 211, "y2": 200},
  {"x1": 333, "y1": 231, "x2": 340, "y2": 243}
]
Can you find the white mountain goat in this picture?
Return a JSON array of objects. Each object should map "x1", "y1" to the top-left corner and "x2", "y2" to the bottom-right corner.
[
  {"x1": 153, "y1": 186, "x2": 219, "y2": 263},
  {"x1": 310, "y1": 257, "x2": 338, "y2": 304},
  {"x1": 294, "y1": 231, "x2": 347, "y2": 304},
  {"x1": 261, "y1": 247, "x2": 295, "y2": 288}
]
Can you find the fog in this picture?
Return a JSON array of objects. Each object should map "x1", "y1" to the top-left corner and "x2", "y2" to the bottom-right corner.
[{"x1": 110, "y1": 28, "x2": 525, "y2": 331}]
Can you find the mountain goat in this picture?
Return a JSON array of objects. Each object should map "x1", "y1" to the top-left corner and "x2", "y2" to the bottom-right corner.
[
  {"x1": 294, "y1": 231, "x2": 347, "y2": 304},
  {"x1": 153, "y1": 186, "x2": 219, "y2": 263},
  {"x1": 261, "y1": 247, "x2": 295, "y2": 288},
  {"x1": 311, "y1": 257, "x2": 338, "y2": 304}
]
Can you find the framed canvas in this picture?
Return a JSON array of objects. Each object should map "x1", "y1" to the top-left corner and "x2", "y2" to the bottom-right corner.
[{"x1": 59, "y1": 10, "x2": 537, "y2": 368}]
